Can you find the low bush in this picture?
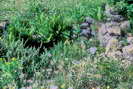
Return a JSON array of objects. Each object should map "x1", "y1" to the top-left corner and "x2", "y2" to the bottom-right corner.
[{"x1": 8, "y1": 0, "x2": 106, "y2": 45}]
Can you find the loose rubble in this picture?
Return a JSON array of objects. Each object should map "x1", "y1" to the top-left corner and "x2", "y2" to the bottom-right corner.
[
  {"x1": 98, "y1": 5, "x2": 133, "y2": 61},
  {"x1": 78, "y1": 4, "x2": 133, "y2": 62}
]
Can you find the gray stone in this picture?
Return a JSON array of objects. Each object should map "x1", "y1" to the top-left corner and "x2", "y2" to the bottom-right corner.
[
  {"x1": 127, "y1": 37, "x2": 133, "y2": 45},
  {"x1": 0, "y1": 20, "x2": 9, "y2": 30},
  {"x1": 107, "y1": 51, "x2": 122, "y2": 59},
  {"x1": 122, "y1": 45, "x2": 133, "y2": 61},
  {"x1": 105, "y1": 21, "x2": 120, "y2": 27},
  {"x1": 110, "y1": 10, "x2": 119, "y2": 15},
  {"x1": 91, "y1": 30, "x2": 96, "y2": 36},
  {"x1": 111, "y1": 15, "x2": 124, "y2": 22},
  {"x1": 120, "y1": 21, "x2": 131, "y2": 31},
  {"x1": 98, "y1": 32, "x2": 112, "y2": 47},
  {"x1": 105, "y1": 38, "x2": 119, "y2": 55},
  {"x1": 107, "y1": 26, "x2": 121, "y2": 36},
  {"x1": 80, "y1": 28, "x2": 91, "y2": 38},
  {"x1": 85, "y1": 17, "x2": 95, "y2": 25},
  {"x1": 88, "y1": 47, "x2": 97, "y2": 54},
  {"x1": 105, "y1": 4, "x2": 125, "y2": 22},
  {"x1": 105, "y1": 4, "x2": 113, "y2": 17},
  {"x1": 98, "y1": 24, "x2": 108, "y2": 35},
  {"x1": 80, "y1": 23, "x2": 89, "y2": 29}
]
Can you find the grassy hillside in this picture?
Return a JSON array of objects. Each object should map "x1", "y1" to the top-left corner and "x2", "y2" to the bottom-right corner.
[{"x1": 0, "y1": 0, "x2": 133, "y2": 89}]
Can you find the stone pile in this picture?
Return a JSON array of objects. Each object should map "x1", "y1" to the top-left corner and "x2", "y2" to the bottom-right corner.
[
  {"x1": 78, "y1": 4, "x2": 133, "y2": 62},
  {"x1": 98, "y1": 4, "x2": 133, "y2": 61}
]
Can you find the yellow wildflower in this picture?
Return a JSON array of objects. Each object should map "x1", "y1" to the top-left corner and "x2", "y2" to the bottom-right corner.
[
  {"x1": 5, "y1": 62, "x2": 11, "y2": 65},
  {"x1": 11, "y1": 57, "x2": 17, "y2": 61},
  {"x1": 0, "y1": 58, "x2": 3, "y2": 61},
  {"x1": 60, "y1": 84, "x2": 65, "y2": 89}
]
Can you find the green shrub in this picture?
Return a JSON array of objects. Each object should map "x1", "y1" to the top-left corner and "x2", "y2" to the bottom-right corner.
[
  {"x1": 0, "y1": 57, "x2": 21, "y2": 88},
  {"x1": 8, "y1": 0, "x2": 107, "y2": 44}
]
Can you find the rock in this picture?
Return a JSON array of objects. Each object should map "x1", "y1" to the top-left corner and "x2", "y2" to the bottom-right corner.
[
  {"x1": 107, "y1": 26, "x2": 121, "y2": 36},
  {"x1": 105, "y1": 4, "x2": 113, "y2": 17},
  {"x1": 105, "y1": 38, "x2": 119, "y2": 55},
  {"x1": 91, "y1": 30, "x2": 96, "y2": 36},
  {"x1": 50, "y1": 85, "x2": 58, "y2": 89},
  {"x1": 98, "y1": 22, "x2": 121, "y2": 47},
  {"x1": 0, "y1": 20, "x2": 9, "y2": 30},
  {"x1": 105, "y1": 21, "x2": 120, "y2": 27},
  {"x1": 85, "y1": 17, "x2": 95, "y2": 25},
  {"x1": 80, "y1": 28, "x2": 91, "y2": 38},
  {"x1": 127, "y1": 37, "x2": 133, "y2": 44},
  {"x1": 107, "y1": 15, "x2": 124, "y2": 22},
  {"x1": 127, "y1": 33, "x2": 133, "y2": 37},
  {"x1": 105, "y1": 4, "x2": 125, "y2": 22},
  {"x1": 88, "y1": 47, "x2": 97, "y2": 54},
  {"x1": 80, "y1": 23, "x2": 89, "y2": 29},
  {"x1": 122, "y1": 45, "x2": 133, "y2": 60},
  {"x1": 107, "y1": 51, "x2": 122, "y2": 59},
  {"x1": 99, "y1": 33, "x2": 112, "y2": 47},
  {"x1": 111, "y1": 15, "x2": 124, "y2": 22},
  {"x1": 98, "y1": 24, "x2": 108, "y2": 35},
  {"x1": 110, "y1": 9, "x2": 119, "y2": 15},
  {"x1": 120, "y1": 21, "x2": 130, "y2": 31}
]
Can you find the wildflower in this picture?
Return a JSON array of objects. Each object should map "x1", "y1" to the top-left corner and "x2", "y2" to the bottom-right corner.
[
  {"x1": 11, "y1": 57, "x2": 17, "y2": 61},
  {"x1": 60, "y1": 84, "x2": 65, "y2": 88},
  {"x1": 50, "y1": 85, "x2": 58, "y2": 89}
]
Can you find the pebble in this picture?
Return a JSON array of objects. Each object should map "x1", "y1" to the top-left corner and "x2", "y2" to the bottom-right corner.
[
  {"x1": 85, "y1": 17, "x2": 94, "y2": 25},
  {"x1": 80, "y1": 28, "x2": 91, "y2": 38},
  {"x1": 80, "y1": 22, "x2": 89, "y2": 29},
  {"x1": 88, "y1": 47, "x2": 97, "y2": 54}
]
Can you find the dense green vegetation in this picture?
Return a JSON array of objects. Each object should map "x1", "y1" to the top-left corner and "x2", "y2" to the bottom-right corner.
[{"x1": 0, "y1": 0, "x2": 133, "y2": 89}]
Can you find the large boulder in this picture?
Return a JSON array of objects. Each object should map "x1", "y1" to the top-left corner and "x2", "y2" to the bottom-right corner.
[{"x1": 98, "y1": 22, "x2": 120, "y2": 47}]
